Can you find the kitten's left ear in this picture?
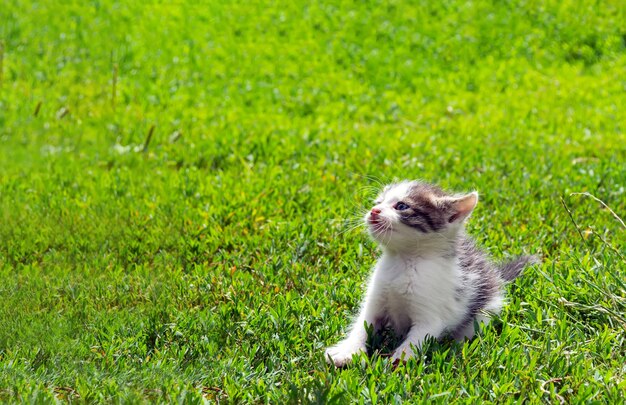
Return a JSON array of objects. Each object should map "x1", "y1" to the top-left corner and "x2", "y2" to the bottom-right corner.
[{"x1": 446, "y1": 192, "x2": 478, "y2": 223}]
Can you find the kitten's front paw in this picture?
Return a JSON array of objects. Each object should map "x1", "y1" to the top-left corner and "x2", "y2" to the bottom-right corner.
[
  {"x1": 324, "y1": 342, "x2": 366, "y2": 367},
  {"x1": 391, "y1": 344, "x2": 415, "y2": 363}
]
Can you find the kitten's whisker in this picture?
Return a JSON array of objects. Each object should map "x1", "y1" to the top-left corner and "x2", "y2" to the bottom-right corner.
[
  {"x1": 349, "y1": 172, "x2": 384, "y2": 187},
  {"x1": 341, "y1": 214, "x2": 367, "y2": 227},
  {"x1": 346, "y1": 199, "x2": 368, "y2": 213},
  {"x1": 357, "y1": 188, "x2": 381, "y2": 203},
  {"x1": 359, "y1": 185, "x2": 380, "y2": 195},
  {"x1": 380, "y1": 221, "x2": 393, "y2": 246},
  {"x1": 364, "y1": 174, "x2": 390, "y2": 189},
  {"x1": 337, "y1": 223, "x2": 365, "y2": 236},
  {"x1": 337, "y1": 215, "x2": 368, "y2": 236},
  {"x1": 343, "y1": 222, "x2": 365, "y2": 232}
]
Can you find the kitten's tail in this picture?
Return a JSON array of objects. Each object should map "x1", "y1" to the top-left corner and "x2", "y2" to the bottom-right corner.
[{"x1": 498, "y1": 255, "x2": 540, "y2": 282}]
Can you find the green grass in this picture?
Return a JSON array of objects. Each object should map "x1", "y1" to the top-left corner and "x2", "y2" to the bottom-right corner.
[{"x1": 1, "y1": 0, "x2": 626, "y2": 402}]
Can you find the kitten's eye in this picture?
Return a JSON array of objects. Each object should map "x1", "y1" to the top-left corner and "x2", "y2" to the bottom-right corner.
[{"x1": 395, "y1": 202, "x2": 410, "y2": 211}]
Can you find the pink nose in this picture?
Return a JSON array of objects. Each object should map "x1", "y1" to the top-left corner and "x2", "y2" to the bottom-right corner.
[{"x1": 371, "y1": 208, "x2": 382, "y2": 217}]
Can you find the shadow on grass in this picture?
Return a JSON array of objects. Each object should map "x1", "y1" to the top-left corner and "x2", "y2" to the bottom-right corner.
[{"x1": 361, "y1": 316, "x2": 507, "y2": 366}]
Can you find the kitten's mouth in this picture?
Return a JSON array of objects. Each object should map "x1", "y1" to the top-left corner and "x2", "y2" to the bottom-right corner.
[{"x1": 368, "y1": 219, "x2": 391, "y2": 234}]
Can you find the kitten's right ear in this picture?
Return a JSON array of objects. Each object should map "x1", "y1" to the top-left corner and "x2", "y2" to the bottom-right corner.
[{"x1": 446, "y1": 192, "x2": 478, "y2": 223}]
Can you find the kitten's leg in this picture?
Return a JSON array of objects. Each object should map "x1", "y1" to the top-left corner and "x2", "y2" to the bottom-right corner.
[
  {"x1": 453, "y1": 313, "x2": 491, "y2": 341},
  {"x1": 454, "y1": 296, "x2": 502, "y2": 341},
  {"x1": 325, "y1": 286, "x2": 385, "y2": 367},
  {"x1": 391, "y1": 321, "x2": 445, "y2": 362}
]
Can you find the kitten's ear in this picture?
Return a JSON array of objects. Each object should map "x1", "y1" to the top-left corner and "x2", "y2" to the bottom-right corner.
[{"x1": 446, "y1": 192, "x2": 478, "y2": 223}]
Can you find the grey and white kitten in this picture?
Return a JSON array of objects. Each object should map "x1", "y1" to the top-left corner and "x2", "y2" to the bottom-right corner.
[{"x1": 325, "y1": 180, "x2": 536, "y2": 366}]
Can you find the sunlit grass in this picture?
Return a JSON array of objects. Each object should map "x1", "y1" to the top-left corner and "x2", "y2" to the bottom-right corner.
[{"x1": 1, "y1": 0, "x2": 625, "y2": 402}]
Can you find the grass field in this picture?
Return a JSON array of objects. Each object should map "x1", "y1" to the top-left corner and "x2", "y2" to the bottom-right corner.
[{"x1": 1, "y1": 0, "x2": 626, "y2": 402}]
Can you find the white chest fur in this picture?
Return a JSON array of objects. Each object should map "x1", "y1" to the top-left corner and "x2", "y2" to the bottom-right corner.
[{"x1": 371, "y1": 253, "x2": 467, "y2": 334}]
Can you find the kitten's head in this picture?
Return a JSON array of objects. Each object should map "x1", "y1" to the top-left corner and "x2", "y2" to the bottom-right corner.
[{"x1": 365, "y1": 180, "x2": 478, "y2": 251}]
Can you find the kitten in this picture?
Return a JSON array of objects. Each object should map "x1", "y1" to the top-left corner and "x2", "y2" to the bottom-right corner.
[{"x1": 325, "y1": 180, "x2": 536, "y2": 367}]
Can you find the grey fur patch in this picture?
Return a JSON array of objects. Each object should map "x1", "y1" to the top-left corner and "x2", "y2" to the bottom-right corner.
[
  {"x1": 450, "y1": 237, "x2": 536, "y2": 337},
  {"x1": 457, "y1": 238, "x2": 499, "y2": 321}
]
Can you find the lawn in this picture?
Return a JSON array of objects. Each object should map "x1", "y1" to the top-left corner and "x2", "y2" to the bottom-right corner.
[{"x1": 1, "y1": 0, "x2": 625, "y2": 402}]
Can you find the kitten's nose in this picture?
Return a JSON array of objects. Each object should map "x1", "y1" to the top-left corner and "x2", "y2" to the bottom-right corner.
[{"x1": 371, "y1": 208, "x2": 382, "y2": 217}]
